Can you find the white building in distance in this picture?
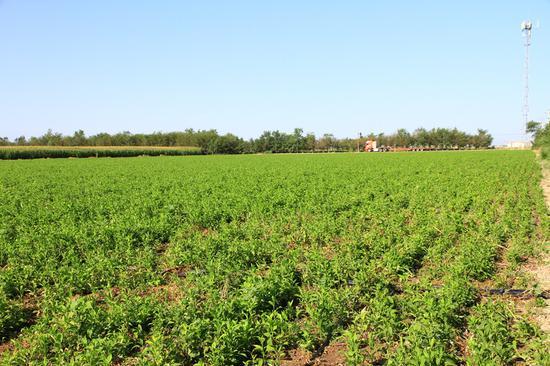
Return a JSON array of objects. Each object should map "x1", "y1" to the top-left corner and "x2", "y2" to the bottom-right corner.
[{"x1": 506, "y1": 141, "x2": 532, "y2": 149}]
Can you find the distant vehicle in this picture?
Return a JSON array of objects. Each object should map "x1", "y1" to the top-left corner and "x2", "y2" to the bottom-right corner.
[{"x1": 364, "y1": 140, "x2": 378, "y2": 152}]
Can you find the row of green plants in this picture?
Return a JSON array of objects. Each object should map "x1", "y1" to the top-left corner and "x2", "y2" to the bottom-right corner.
[
  {"x1": 0, "y1": 151, "x2": 547, "y2": 364},
  {"x1": 0, "y1": 147, "x2": 201, "y2": 160}
]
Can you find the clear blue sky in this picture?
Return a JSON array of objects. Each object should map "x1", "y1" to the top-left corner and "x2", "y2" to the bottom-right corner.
[{"x1": 1, "y1": 1, "x2": 549, "y2": 145}]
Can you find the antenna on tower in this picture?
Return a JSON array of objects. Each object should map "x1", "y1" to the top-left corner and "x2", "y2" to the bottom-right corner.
[{"x1": 521, "y1": 20, "x2": 533, "y2": 125}]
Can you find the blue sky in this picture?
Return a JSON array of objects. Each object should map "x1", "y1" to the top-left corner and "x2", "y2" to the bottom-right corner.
[{"x1": 0, "y1": 1, "x2": 549, "y2": 144}]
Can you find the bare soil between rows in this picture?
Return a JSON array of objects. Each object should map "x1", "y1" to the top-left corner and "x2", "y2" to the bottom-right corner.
[{"x1": 528, "y1": 155, "x2": 550, "y2": 333}]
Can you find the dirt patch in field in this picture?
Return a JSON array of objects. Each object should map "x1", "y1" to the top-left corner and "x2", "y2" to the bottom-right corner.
[
  {"x1": 0, "y1": 293, "x2": 39, "y2": 357},
  {"x1": 455, "y1": 330, "x2": 471, "y2": 362},
  {"x1": 280, "y1": 348, "x2": 312, "y2": 366},
  {"x1": 310, "y1": 342, "x2": 346, "y2": 365},
  {"x1": 524, "y1": 262, "x2": 550, "y2": 333},
  {"x1": 0, "y1": 341, "x2": 13, "y2": 355},
  {"x1": 280, "y1": 342, "x2": 346, "y2": 366},
  {"x1": 161, "y1": 265, "x2": 191, "y2": 278},
  {"x1": 141, "y1": 282, "x2": 185, "y2": 303},
  {"x1": 525, "y1": 156, "x2": 550, "y2": 333}
]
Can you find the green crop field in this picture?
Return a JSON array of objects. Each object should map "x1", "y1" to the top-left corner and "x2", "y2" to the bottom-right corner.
[{"x1": 0, "y1": 151, "x2": 548, "y2": 365}]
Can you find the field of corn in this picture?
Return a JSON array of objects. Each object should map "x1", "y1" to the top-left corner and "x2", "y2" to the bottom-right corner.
[
  {"x1": 0, "y1": 146, "x2": 201, "y2": 160},
  {"x1": 0, "y1": 151, "x2": 548, "y2": 365}
]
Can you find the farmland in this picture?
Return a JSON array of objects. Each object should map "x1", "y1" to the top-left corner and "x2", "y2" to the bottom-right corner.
[
  {"x1": 0, "y1": 146, "x2": 201, "y2": 160},
  {"x1": 0, "y1": 151, "x2": 548, "y2": 365}
]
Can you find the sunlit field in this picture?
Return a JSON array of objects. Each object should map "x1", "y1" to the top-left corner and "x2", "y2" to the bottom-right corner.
[{"x1": 0, "y1": 151, "x2": 548, "y2": 365}]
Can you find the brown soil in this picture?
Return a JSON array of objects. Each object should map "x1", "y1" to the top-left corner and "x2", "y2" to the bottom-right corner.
[
  {"x1": 70, "y1": 280, "x2": 185, "y2": 305},
  {"x1": 526, "y1": 265, "x2": 550, "y2": 334},
  {"x1": 280, "y1": 342, "x2": 347, "y2": 366},
  {"x1": 525, "y1": 156, "x2": 550, "y2": 333},
  {"x1": 0, "y1": 341, "x2": 13, "y2": 355},
  {"x1": 0, "y1": 294, "x2": 39, "y2": 357},
  {"x1": 280, "y1": 348, "x2": 312, "y2": 366},
  {"x1": 310, "y1": 342, "x2": 347, "y2": 366},
  {"x1": 140, "y1": 282, "x2": 185, "y2": 303},
  {"x1": 0, "y1": 333, "x2": 31, "y2": 357},
  {"x1": 455, "y1": 330, "x2": 471, "y2": 361},
  {"x1": 161, "y1": 265, "x2": 190, "y2": 278}
]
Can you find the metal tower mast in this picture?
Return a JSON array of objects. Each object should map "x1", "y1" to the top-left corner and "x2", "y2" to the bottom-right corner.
[{"x1": 521, "y1": 20, "x2": 533, "y2": 125}]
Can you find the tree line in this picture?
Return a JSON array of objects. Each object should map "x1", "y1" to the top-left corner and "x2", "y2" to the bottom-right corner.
[{"x1": 0, "y1": 127, "x2": 493, "y2": 154}]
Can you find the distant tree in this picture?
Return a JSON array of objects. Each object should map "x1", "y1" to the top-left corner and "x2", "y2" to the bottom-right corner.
[
  {"x1": 304, "y1": 133, "x2": 316, "y2": 152},
  {"x1": 195, "y1": 130, "x2": 220, "y2": 154},
  {"x1": 174, "y1": 129, "x2": 196, "y2": 146},
  {"x1": 89, "y1": 133, "x2": 113, "y2": 146},
  {"x1": 209, "y1": 134, "x2": 244, "y2": 154},
  {"x1": 526, "y1": 120, "x2": 550, "y2": 153},
  {"x1": 68, "y1": 130, "x2": 87, "y2": 146},
  {"x1": 250, "y1": 129, "x2": 308, "y2": 153},
  {"x1": 289, "y1": 128, "x2": 305, "y2": 152},
  {"x1": 15, "y1": 136, "x2": 27, "y2": 145},
  {"x1": 39, "y1": 129, "x2": 64, "y2": 146},
  {"x1": 412, "y1": 128, "x2": 425, "y2": 146},
  {"x1": 449, "y1": 128, "x2": 468, "y2": 148},
  {"x1": 526, "y1": 121, "x2": 542, "y2": 136},
  {"x1": 317, "y1": 134, "x2": 336, "y2": 151},
  {"x1": 337, "y1": 138, "x2": 356, "y2": 151},
  {"x1": 394, "y1": 128, "x2": 411, "y2": 147},
  {"x1": 474, "y1": 129, "x2": 492, "y2": 148}
]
